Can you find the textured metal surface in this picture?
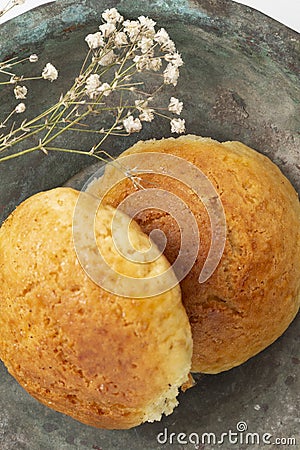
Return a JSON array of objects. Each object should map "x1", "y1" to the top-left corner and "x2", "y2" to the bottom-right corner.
[{"x1": 0, "y1": 1, "x2": 299, "y2": 449}]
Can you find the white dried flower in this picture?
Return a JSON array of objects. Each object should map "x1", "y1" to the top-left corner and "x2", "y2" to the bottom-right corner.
[
  {"x1": 154, "y1": 28, "x2": 170, "y2": 45},
  {"x1": 170, "y1": 118, "x2": 185, "y2": 134},
  {"x1": 164, "y1": 52, "x2": 183, "y2": 67},
  {"x1": 154, "y1": 28, "x2": 176, "y2": 52},
  {"x1": 99, "y1": 50, "x2": 116, "y2": 66},
  {"x1": 99, "y1": 22, "x2": 116, "y2": 38},
  {"x1": 98, "y1": 82, "x2": 112, "y2": 97},
  {"x1": 12, "y1": 0, "x2": 25, "y2": 5},
  {"x1": 162, "y1": 39, "x2": 176, "y2": 53},
  {"x1": 114, "y1": 31, "x2": 127, "y2": 47},
  {"x1": 102, "y1": 8, "x2": 123, "y2": 24},
  {"x1": 86, "y1": 74, "x2": 100, "y2": 90},
  {"x1": 138, "y1": 16, "x2": 156, "y2": 30},
  {"x1": 85, "y1": 32, "x2": 104, "y2": 49},
  {"x1": 138, "y1": 36, "x2": 153, "y2": 54},
  {"x1": 139, "y1": 109, "x2": 154, "y2": 122},
  {"x1": 133, "y1": 55, "x2": 150, "y2": 71},
  {"x1": 85, "y1": 75, "x2": 114, "y2": 99},
  {"x1": 135, "y1": 99, "x2": 148, "y2": 111},
  {"x1": 123, "y1": 116, "x2": 142, "y2": 133},
  {"x1": 42, "y1": 63, "x2": 58, "y2": 82},
  {"x1": 168, "y1": 97, "x2": 183, "y2": 115},
  {"x1": 15, "y1": 103, "x2": 26, "y2": 114},
  {"x1": 123, "y1": 20, "x2": 141, "y2": 41},
  {"x1": 163, "y1": 63, "x2": 179, "y2": 86},
  {"x1": 133, "y1": 100, "x2": 155, "y2": 122},
  {"x1": 138, "y1": 16, "x2": 156, "y2": 38},
  {"x1": 14, "y1": 85, "x2": 27, "y2": 100},
  {"x1": 148, "y1": 57, "x2": 162, "y2": 72},
  {"x1": 29, "y1": 54, "x2": 38, "y2": 63},
  {"x1": 85, "y1": 73, "x2": 101, "y2": 98}
]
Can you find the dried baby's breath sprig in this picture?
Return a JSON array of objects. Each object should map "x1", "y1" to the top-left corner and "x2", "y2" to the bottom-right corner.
[{"x1": 0, "y1": 8, "x2": 186, "y2": 171}]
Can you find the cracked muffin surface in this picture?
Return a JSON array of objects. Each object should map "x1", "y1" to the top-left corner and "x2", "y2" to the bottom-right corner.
[
  {"x1": 94, "y1": 135, "x2": 300, "y2": 373},
  {"x1": 0, "y1": 187, "x2": 192, "y2": 429}
]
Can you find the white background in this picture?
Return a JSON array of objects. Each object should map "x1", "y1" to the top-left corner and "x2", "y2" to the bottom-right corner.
[
  {"x1": 233, "y1": 0, "x2": 300, "y2": 33},
  {"x1": 0, "y1": 0, "x2": 299, "y2": 32}
]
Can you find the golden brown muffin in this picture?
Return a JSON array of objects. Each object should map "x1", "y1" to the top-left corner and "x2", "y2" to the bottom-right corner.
[
  {"x1": 94, "y1": 135, "x2": 300, "y2": 374},
  {"x1": 0, "y1": 187, "x2": 192, "y2": 429}
]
